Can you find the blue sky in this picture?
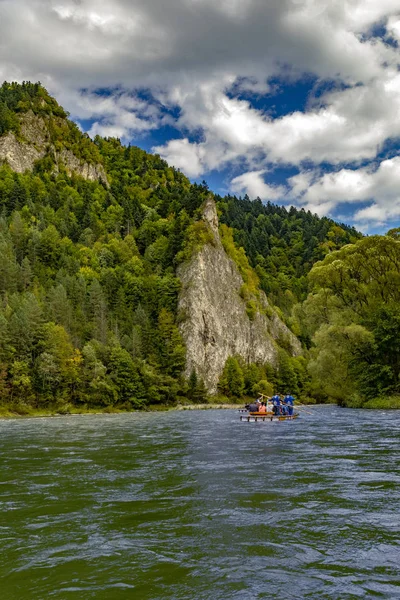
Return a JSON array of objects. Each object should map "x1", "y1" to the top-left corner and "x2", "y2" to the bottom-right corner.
[{"x1": 1, "y1": 0, "x2": 400, "y2": 233}]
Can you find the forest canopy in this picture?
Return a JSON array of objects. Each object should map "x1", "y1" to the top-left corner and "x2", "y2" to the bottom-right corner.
[
  {"x1": 301, "y1": 235, "x2": 400, "y2": 407},
  {"x1": 2, "y1": 81, "x2": 395, "y2": 413}
]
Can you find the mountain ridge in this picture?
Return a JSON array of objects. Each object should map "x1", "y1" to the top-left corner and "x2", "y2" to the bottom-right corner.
[
  {"x1": 0, "y1": 83, "x2": 109, "y2": 186},
  {"x1": 0, "y1": 81, "x2": 359, "y2": 410},
  {"x1": 178, "y1": 196, "x2": 301, "y2": 393}
]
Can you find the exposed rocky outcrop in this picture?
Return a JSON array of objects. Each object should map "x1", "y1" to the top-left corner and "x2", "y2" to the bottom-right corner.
[
  {"x1": 178, "y1": 197, "x2": 301, "y2": 394},
  {"x1": 0, "y1": 110, "x2": 108, "y2": 186},
  {"x1": 0, "y1": 131, "x2": 44, "y2": 173},
  {"x1": 55, "y1": 148, "x2": 108, "y2": 184}
]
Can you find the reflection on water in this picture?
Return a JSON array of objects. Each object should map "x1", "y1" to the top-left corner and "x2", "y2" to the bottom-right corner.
[{"x1": 0, "y1": 407, "x2": 400, "y2": 599}]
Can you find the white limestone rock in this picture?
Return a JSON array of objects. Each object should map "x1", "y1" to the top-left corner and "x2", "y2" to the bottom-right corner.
[
  {"x1": 0, "y1": 110, "x2": 109, "y2": 186},
  {"x1": 178, "y1": 197, "x2": 301, "y2": 394}
]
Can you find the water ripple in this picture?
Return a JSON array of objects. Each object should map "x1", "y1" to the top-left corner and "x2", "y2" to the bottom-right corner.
[{"x1": 0, "y1": 406, "x2": 399, "y2": 599}]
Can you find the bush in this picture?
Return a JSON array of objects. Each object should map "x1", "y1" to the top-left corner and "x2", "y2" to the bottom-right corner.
[{"x1": 362, "y1": 395, "x2": 400, "y2": 410}]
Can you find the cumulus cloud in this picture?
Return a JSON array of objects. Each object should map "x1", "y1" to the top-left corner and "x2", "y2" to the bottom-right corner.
[
  {"x1": 153, "y1": 139, "x2": 207, "y2": 178},
  {"x1": 1, "y1": 1, "x2": 398, "y2": 104},
  {"x1": 1, "y1": 0, "x2": 400, "y2": 227},
  {"x1": 230, "y1": 171, "x2": 287, "y2": 200},
  {"x1": 288, "y1": 158, "x2": 400, "y2": 223},
  {"x1": 157, "y1": 68, "x2": 400, "y2": 171}
]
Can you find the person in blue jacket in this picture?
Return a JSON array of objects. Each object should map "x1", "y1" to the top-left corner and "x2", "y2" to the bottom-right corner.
[
  {"x1": 272, "y1": 394, "x2": 281, "y2": 415},
  {"x1": 285, "y1": 395, "x2": 295, "y2": 416}
]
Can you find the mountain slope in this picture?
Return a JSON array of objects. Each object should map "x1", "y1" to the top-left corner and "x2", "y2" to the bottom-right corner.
[
  {"x1": 0, "y1": 82, "x2": 358, "y2": 411},
  {"x1": 178, "y1": 197, "x2": 301, "y2": 393},
  {"x1": 218, "y1": 195, "x2": 361, "y2": 317},
  {"x1": 0, "y1": 82, "x2": 107, "y2": 184}
]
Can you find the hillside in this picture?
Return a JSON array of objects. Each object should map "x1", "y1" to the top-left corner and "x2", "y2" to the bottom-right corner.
[
  {"x1": 218, "y1": 195, "x2": 361, "y2": 319},
  {"x1": 0, "y1": 81, "x2": 362, "y2": 412}
]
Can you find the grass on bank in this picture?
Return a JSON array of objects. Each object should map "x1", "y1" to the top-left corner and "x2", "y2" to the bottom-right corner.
[
  {"x1": 362, "y1": 395, "x2": 400, "y2": 410},
  {"x1": 3, "y1": 394, "x2": 398, "y2": 419},
  {"x1": 341, "y1": 394, "x2": 400, "y2": 409},
  {"x1": 0, "y1": 402, "x2": 132, "y2": 419},
  {"x1": 0, "y1": 395, "x2": 245, "y2": 418}
]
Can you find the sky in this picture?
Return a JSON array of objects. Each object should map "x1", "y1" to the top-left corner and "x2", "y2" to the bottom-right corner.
[{"x1": 1, "y1": 1, "x2": 400, "y2": 232}]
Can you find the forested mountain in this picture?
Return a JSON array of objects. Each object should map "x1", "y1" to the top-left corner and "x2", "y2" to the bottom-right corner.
[
  {"x1": 218, "y1": 195, "x2": 360, "y2": 318},
  {"x1": 301, "y1": 233, "x2": 400, "y2": 408},
  {"x1": 1, "y1": 81, "x2": 389, "y2": 414}
]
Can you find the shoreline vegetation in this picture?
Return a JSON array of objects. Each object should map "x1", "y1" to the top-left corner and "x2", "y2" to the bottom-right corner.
[
  {"x1": 1, "y1": 396, "x2": 400, "y2": 419},
  {"x1": 0, "y1": 401, "x2": 241, "y2": 419}
]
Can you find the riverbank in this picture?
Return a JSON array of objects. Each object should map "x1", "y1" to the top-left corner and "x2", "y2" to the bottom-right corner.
[
  {"x1": 1, "y1": 396, "x2": 398, "y2": 419},
  {"x1": 341, "y1": 395, "x2": 400, "y2": 410},
  {"x1": 0, "y1": 401, "x2": 243, "y2": 419},
  {"x1": 176, "y1": 403, "x2": 241, "y2": 410}
]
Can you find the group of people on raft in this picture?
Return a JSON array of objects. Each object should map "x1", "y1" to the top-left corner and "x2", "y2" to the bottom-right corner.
[{"x1": 246, "y1": 394, "x2": 295, "y2": 416}]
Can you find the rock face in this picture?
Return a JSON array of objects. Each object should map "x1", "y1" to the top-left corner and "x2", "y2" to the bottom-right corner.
[
  {"x1": 55, "y1": 148, "x2": 108, "y2": 184},
  {"x1": 178, "y1": 197, "x2": 302, "y2": 394},
  {"x1": 0, "y1": 131, "x2": 43, "y2": 173},
  {"x1": 0, "y1": 111, "x2": 108, "y2": 186}
]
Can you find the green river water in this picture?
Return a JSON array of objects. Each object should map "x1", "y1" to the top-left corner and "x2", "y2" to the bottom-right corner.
[{"x1": 0, "y1": 406, "x2": 399, "y2": 599}]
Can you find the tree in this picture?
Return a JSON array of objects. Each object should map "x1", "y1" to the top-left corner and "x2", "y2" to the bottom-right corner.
[
  {"x1": 108, "y1": 346, "x2": 146, "y2": 407},
  {"x1": 0, "y1": 81, "x2": 365, "y2": 412},
  {"x1": 305, "y1": 235, "x2": 400, "y2": 403},
  {"x1": 219, "y1": 357, "x2": 245, "y2": 398},
  {"x1": 157, "y1": 309, "x2": 186, "y2": 377},
  {"x1": 253, "y1": 379, "x2": 274, "y2": 397},
  {"x1": 9, "y1": 360, "x2": 34, "y2": 403},
  {"x1": 89, "y1": 280, "x2": 108, "y2": 343},
  {"x1": 188, "y1": 369, "x2": 207, "y2": 403},
  {"x1": 8, "y1": 293, "x2": 44, "y2": 360},
  {"x1": 243, "y1": 363, "x2": 263, "y2": 395},
  {"x1": 47, "y1": 284, "x2": 72, "y2": 331},
  {"x1": 277, "y1": 348, "x2": 298, "y2": 395}
]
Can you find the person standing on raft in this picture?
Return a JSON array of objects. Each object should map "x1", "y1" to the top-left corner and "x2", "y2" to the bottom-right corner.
[
  {"x1": 272, "y1": 394, "x2": 281, "y2": 415},
  {"x1": 284, "y1": 395, "x2": 295, "y2": 416}
]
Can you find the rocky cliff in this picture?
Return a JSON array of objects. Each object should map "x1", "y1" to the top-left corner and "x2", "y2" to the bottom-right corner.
[
  {"x1": 0, "y1": 110, "x2": 108, "y2": 185},
  {"x1": 178, "y1": 197, "x2": 302, "y2": 394}
]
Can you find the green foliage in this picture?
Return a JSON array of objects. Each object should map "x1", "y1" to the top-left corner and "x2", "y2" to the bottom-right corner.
[
  {"x1": 362, "y1": 395, "x2": 400, "y2": 410},
  {"x1": 218, "y1": 358, "x2": 281, "y2": 400},
  {"x1": 0, "y1": 83, "x2": 211, "y2": 410},
  {"x1": 218, "y1": 357, "x2": 245, "y2": 398},
  {"x1": 277, "y1": 348, "x2": 298, "y2": 395},
  {"x1": 220, "y1": 223, "x2": 265, "y2": 319},
  {"x1": 177, "y1": 220, "x2": 215, "y2": 263},
  {"x1": 218, "y1": 195, "x2": 360, "y2": 317},
  {"x1": 253, "y1": 379, "x2": 274, "y2": 397},
  {"x1": 0, "y1": 100, "x2": 20, "y2": 136},
  {"x1": 0, "y1": 81, "x2": 103, "y2": 165},
  {"x1": 243, "y1": 363, "x2": 263, "y2": 395},
  {"x1": 220, "y1": 224, "x2": 260, "y2": 296},
  {"x1": 305, "y1": 235, "x2": 400, "y2": 405},
  {"x1": 187, "y1": 369, "x2": 208, "y2": 403},
  {"x1": 0, "y1": 81, "x2": 67, "y2": 137},
  {"x1": 0, "y1": 81, "x2": 67, "y2": 118},
  {"x1": 0, "y1": 81, "x2": 374, "y2": 411}
]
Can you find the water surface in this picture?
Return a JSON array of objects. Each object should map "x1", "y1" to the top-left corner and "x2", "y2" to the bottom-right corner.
[{"x1": 1, "y1": 406, "x2": 399, "y2": 599}]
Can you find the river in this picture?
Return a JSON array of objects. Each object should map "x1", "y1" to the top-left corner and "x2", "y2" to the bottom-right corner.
[{"x1": 0, "y1": 406, "x2": 399, "y2": 599}]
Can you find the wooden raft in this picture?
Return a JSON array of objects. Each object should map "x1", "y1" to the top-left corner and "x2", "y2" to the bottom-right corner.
[{"x1": 240, "y1": 413, "x2": 299, "y2": 422}]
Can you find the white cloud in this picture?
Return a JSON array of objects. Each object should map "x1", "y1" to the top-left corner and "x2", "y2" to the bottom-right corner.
[
  {"x1": 1, "y1": 0, "x2": 400, "y2": 226},
  {"x1": 288, "y1": 157, "x2": 400, "y2": 223},
  {"x1": 59, "y1": 88, "x2": 162, "y2": 139},
  {"x1": 230, "y1": 171, "x2": 287, "y2": 200},
  {"x1": 153, "y1": 139, "x2": 207, "y2": 178},
  {"x1": 387, "y1": 16, "x2": 400, "y2": 41},
  {"x1": 156, "y1": 71, "x2": 400, "y2": 179},
  {"x1": 1, "y1": 1, "x2": 398, "y2": 101}
]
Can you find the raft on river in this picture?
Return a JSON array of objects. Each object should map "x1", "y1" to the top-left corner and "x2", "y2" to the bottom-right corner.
[{"x1": 240, "y1": 412, "x2": 299, "y2": 422}]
